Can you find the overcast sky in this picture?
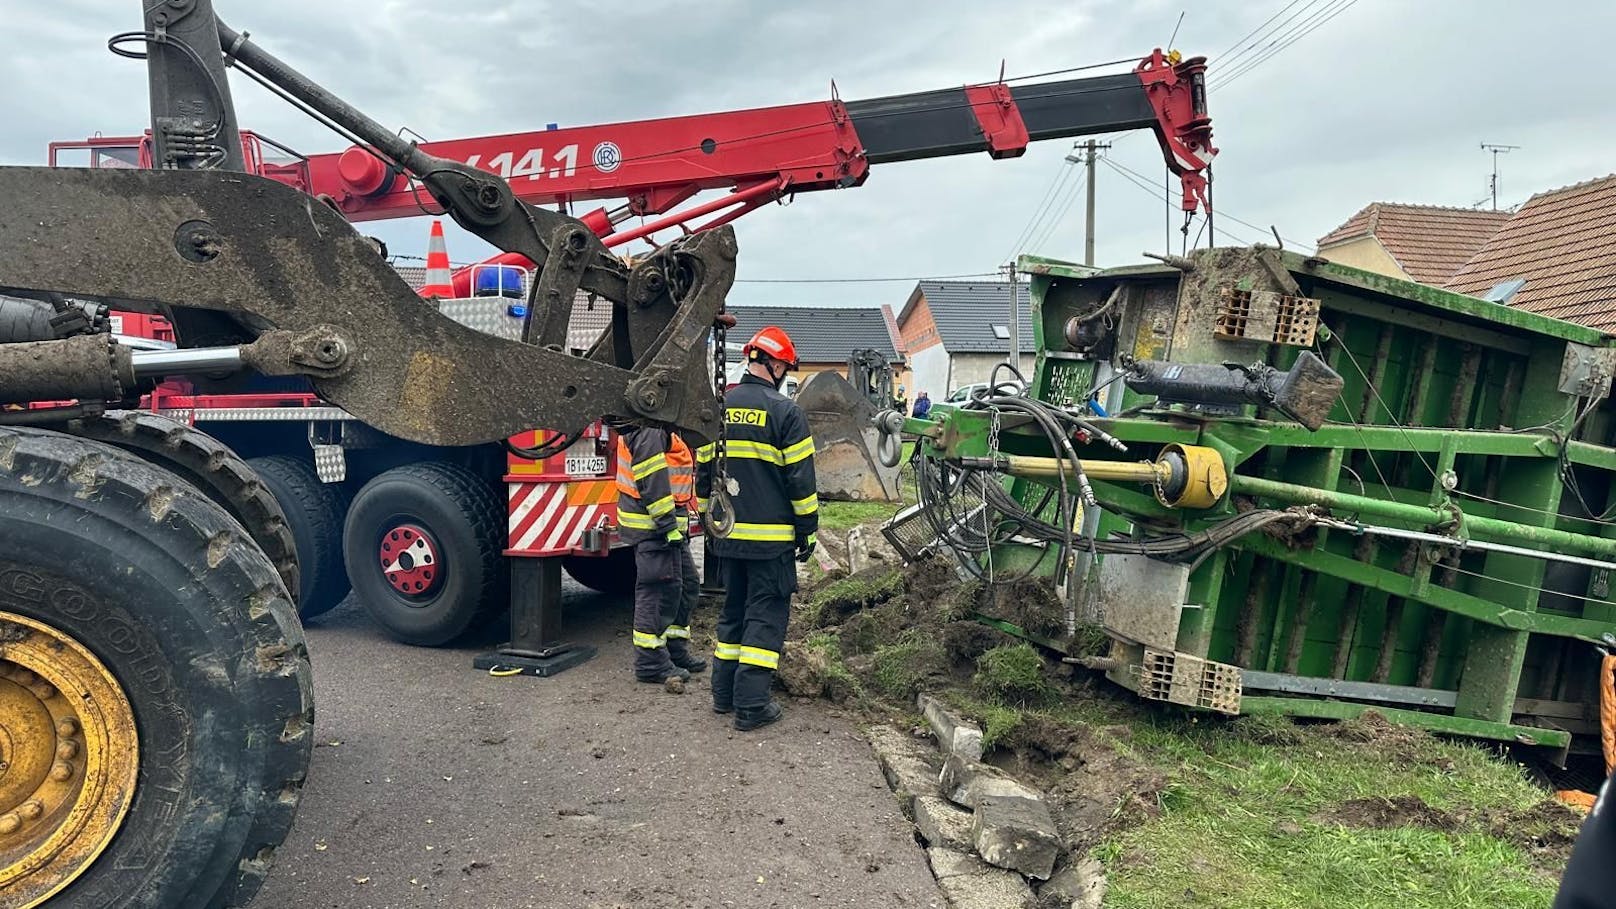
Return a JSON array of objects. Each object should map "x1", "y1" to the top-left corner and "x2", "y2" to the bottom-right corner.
[{"x1": 5, "y1": 0, "x2": 1613, "y2": 307}]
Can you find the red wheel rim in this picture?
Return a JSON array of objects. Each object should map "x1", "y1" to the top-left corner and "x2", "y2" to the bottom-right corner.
[{"x1": 378, "y1": 523, "x2": 441, "y2": 597}]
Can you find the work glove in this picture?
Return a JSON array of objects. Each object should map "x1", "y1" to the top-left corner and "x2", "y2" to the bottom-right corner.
[
  {"x1": 795, "y1": 532, "x2": 817, "y2": 563},
  {"x1": 665, "y1": 527, "x2": 684, "y2": 544}
]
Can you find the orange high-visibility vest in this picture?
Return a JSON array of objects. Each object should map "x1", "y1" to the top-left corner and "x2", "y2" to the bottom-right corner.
[{"x1": 667, "y1": 433, "x2": 695, "y2": 505}]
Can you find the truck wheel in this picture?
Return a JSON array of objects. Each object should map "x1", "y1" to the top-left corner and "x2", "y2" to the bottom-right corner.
[
  {"x1": 0, "y1": 427, "x2": 312, "y2": 909},
  {"x1": 344, "y1": 462, "x2": 504, "y2": 646},
  {"x1": 59, "y1": 411, "x2": 300, "y2": 604},
  {"x1": 563, "y1": 548, "x2": 637, "y2": 596},
  {"x1": 250, "y1": 455, "x2": 351, "y2": 620}
]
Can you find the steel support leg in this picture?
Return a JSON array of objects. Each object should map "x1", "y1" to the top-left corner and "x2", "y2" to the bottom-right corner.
[{"x1": 472, "y1": 557, "x2": 596, "y2": 677}]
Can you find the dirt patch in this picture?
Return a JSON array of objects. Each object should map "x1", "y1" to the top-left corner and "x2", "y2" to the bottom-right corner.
[
  {"x1": 802, "y1": 566, "x2": 904, "y2": 627},
  {"x1": 778, "y1": 639, "x2": 860, "y2": 703},
  {"x1": 1322, "y1": 791, "x2": 1581, "y2": 873},
  {"x1": 902, "y1": 556, "x2": 962, "y2": 610},
  {"x1": 1325, "y1": 709, "x2": 1446, "y2": 767},
  {"x1": 1487, "y1": 801, "x2": 1581, "y2": 872},
  {"x1": 979, "y1": 576, "x2": 1068, "y2": 640},
  {"x1": 1044, "y1": 734, "x2": 1170, "y2": 853},
  {"x1": 1329, "y1": 794, "x2": 1459, "y2": 832},
  {"x1": 942, "y1": 620, "x2": 1013, "y2": 661}
]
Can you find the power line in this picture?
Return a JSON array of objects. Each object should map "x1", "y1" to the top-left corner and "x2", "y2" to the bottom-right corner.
[
  {"x1": 1214, "y1": 0, "x2": 1360, "y2": 90},
  {"x1": 1215, "y1": 0, "x2": 1310, "y2": 64},
  {"x1": 1004, "y1": 150, "x2": 1081, "y2": 259},
  {"x1": 1102, "y1": 157, "x2": 1307, "y2": 248},
  {"x1": 1026, "y1": 167, "x2": 1089, "y2": 254},
  {"x1": 1216, "y1": 0, "x2": 1339, "y2": 82}
]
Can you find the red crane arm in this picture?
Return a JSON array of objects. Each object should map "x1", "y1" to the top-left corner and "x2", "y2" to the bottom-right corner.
[
  {"x1": 47, "y1": 50, "x2": 1214, "y2": 298},
  {"x1": 305, "y1": 49, "x2": 1214, "y2": 233}
]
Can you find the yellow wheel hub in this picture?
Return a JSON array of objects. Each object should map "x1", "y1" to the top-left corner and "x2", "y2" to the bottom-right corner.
[{"x1": 0, "y1": 612, "x2": 138, "y2": 909}]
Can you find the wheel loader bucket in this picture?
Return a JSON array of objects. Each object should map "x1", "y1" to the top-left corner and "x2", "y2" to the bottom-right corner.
[{"x1": 797, "y1": 371, "x2": 901, "y2": 502}]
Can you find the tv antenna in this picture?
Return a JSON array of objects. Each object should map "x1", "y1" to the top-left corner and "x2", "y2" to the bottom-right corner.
[{"x1": 1480, "y1": 142, "x2": 1520, "y2": 211}]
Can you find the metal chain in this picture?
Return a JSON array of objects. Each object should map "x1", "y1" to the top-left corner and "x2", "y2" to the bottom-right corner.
[
  {"x1": 988, "y1": 407, "x2": 1002, "y2": 457},
  {"x1": 707, "y1": 314, "x2": 734, "y2": 537}
]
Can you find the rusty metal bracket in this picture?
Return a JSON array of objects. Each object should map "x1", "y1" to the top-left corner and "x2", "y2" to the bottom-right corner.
[{"x1": 523, "y1": 224, "x2": 593, "y2": 349}]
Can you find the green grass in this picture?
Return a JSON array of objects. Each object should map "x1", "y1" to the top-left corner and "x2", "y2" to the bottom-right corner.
[
  {"x1": 972, "y1": 642, "x2": 1054, "y2": 704},
  {"x1": 817, "y1": 499, "x2": 902, "y2": 533},
  {"x1": 1093, "y1": 712, "x2": 1563, "y2": 909}
]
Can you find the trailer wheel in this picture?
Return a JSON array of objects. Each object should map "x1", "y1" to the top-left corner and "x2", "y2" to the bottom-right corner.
[
  {"x1": 59, "y1": 411, "x2": 301, "y2": 604},
  {"x1": 0, "y1": 427, "x2": 312, "y2": 909},
  {"x1": 344, "y1": 462, "x2": 505, "y2": 646},
  {"x1": 563, "y1": 548, "x2": 637, "y2": 596},
  {"x1": 250, "y1": 455, "x2": 351, "y2": 619}
]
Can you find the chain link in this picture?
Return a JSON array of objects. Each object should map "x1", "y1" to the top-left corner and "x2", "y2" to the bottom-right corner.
[
  {"x1": 988, "y1": 407, "x2": 1002, "y2": 457},
  {"x1": 707, "y1": 314, "x2": 734, "y2": 537}
]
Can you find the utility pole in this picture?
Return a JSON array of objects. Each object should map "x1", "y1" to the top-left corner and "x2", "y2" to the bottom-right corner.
[
  {"x1": 1001, "y1": 262, "x2": 1019, "y2": 372},
  {"x1": 1068, "y1": 139, "x2": 1112, "y2": 266},
  {"x1": 1480, "y1": 142, "x2": 1519, "y2": 211}
]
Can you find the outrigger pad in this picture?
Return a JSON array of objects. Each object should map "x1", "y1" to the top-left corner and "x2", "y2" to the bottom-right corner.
[{"x1": 473, "y1": 645, "x2": 597, "y2": 678}]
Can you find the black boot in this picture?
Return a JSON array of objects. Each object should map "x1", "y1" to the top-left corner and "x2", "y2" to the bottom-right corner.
[
  {"x1": 667, "y1": 644, "x2": 708, "y2": 674},
  {"x1": 733, "y1": 701, "x2": 783, "y2": 731},
  {"x1": 636, "y1": 664, "x2": 691, "y2": 684}
]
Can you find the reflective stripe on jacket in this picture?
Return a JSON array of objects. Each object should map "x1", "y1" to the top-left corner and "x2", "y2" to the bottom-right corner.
[
  {"x1": 616, "y1": 427, "x2": 680, "y2": 546},
  {"x1": 695, "y1": 373, "x2": 818, "y2": 559}
]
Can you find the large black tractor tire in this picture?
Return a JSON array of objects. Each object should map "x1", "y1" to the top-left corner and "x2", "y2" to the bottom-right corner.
[
  {"x1": 563, "y1": 547, "x2": 637, "y2": 596},
  {"x1": 343, "y1": 461, "x2": 505, "y2": 646},
  {"x1": 0, "y1": 426, "x2": 313, "y2": 909},
  {"x1": 249, "y1": 455, "x2": 351, "y2": 620},
  {"x1": 59, "y1": 410, "x2": 300, "y2": 605}
]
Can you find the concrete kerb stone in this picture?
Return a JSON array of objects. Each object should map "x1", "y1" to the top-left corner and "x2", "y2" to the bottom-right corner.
[
  {"x1": 865, "y1": 724, "x2": 941, "y2": 819},
  {"x1": 926, "y1": 846, "x2": 992, "y2": 881},
  {"x1": 913, "y1": 795, "x2": 974, "y2": 851},
  {"x1": 939, "y1": 752, "x2": 1042, "y2": 809},
  {"x1": 1040, "y1": 856, "x2": 1107, "y2": 909},
  {"x1": 918, "y1": 693, "x2": 984, "y2": 762},
  {"x1": 935, "y1": 865, "x2": 1036, "y2": 909},
  {"x1": 972, "y1": 793, "x2": 1063, "y2": 881}
]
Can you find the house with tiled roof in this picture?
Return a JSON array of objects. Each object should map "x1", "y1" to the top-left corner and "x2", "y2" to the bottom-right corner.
[
  {"x1": 1315, "y1": 203, "x2": 1510, "y2": 285},
  {"x1": 725, "y1": 304, "x2": 907, "y2": 386},
  {"x1": 896, "y1": 280, "x2": 1034, "y2": 401},
  {"x1": 1445, "y1": 174, "x2": 1616, "y2": 331}
]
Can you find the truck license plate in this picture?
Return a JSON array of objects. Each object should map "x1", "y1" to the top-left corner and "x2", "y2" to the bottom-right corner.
[{"x1": 565, "y1": 455, "x2": 608, "y2": 476}]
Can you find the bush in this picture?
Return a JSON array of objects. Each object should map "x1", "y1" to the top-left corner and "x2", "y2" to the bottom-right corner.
[{"x1": 973, "y1": 642, "x2": 1054, "y2": 705}]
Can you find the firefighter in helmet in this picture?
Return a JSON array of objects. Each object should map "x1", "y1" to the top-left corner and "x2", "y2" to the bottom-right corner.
[
  {"x1": 696, "y1": 326, "x2": 818, "y2": 731},
  {"x1": 616, "y1": 421, "x2": 708, "y2": 684}
]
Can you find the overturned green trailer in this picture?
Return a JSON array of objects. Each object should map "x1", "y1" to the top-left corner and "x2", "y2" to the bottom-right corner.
[{"x1": 884, "y1": 246, "x2": 1616, "y2": 757}]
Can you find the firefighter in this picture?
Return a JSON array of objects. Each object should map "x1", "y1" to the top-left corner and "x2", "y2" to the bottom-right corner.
[
  {"x1": 696, "y1": 326, "x2": 818, "y2": 731},
  {"x1": 616, "y1": 422, "x2": 708, "y2": 684}
]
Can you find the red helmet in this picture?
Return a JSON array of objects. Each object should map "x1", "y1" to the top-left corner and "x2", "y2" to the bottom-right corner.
[{"x1": 743, "y1": 326, "x2": 799, "y2": 370}]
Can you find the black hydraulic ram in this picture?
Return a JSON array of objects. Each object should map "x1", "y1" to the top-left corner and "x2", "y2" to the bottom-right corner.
[{"x1": 1124, "y1": 350, "x2": 1344, "y2": 431}]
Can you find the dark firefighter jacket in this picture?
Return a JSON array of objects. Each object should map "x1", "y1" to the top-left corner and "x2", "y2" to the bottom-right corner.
[
  {"x1": 696, "y1": 373, "x2": 818, "y2": 559},
  {"x1": 616, "y1": 427, "x2": 694, "y2": 546}
]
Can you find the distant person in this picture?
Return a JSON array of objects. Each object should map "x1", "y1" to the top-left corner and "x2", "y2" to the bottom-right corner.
[
  {"x1": 893, "y1": 384, "x2": 908, "y2": 414},
  {"x1": 912, "y1": 391, "x2": 931, "y2": 418}
]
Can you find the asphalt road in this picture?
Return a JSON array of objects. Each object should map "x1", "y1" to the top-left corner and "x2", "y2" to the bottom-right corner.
[{"x1": 255, "y1": 577, "x2": 943, "y2": 909}]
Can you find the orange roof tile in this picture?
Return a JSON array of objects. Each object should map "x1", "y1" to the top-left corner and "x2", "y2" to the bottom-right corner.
[
  {"x1": 1317, "y1": 203, "x2": 1510, "y2": 285},
  {"x1": 1446, "y1": 175, "x2": 1616, "y2": 331}
]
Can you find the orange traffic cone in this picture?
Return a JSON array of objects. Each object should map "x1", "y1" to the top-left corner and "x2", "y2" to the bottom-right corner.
[{"x1": 419, "y1": 219, "x2": 454, "y2": 299}]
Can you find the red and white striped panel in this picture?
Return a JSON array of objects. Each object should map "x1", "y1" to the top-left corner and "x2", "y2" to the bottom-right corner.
[{"x1": 505, "y1": 479, "x2": 617, "y2": 556}]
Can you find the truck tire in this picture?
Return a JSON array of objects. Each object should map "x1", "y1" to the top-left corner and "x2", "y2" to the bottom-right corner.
[
  {"x1": 59, "y1": 411, "x2": 300, "y2": 605},
  {"x1": 563, "y1": 548, "x2": 637, "y2": 596},
  {"x1": 249, "y1": 455, "x2": 351, "y2": 620},
  {"x1": 344, "y1": 462, "x2": 505, "y2": 646},
  {"x1": 0, "y1": 426, "x2": 312, "y2": 909}
]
